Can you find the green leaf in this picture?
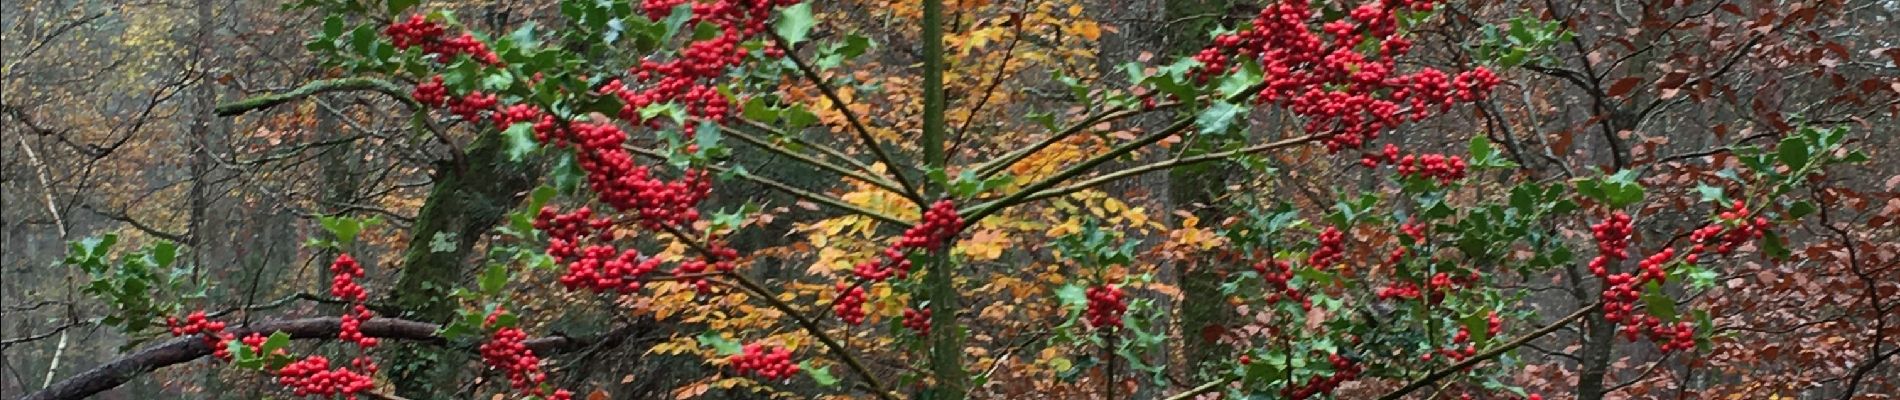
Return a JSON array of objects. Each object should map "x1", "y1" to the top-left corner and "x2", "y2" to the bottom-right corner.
[
  {"x1": 387, "y1": 0, "x2": 419, "y2": 15},
  {"x1": 1776, "y1": 136, "x2": 1809, "y2": 171},
  {"x1": 1641, "y1": 281, "x2": 1677, "y2": 323},
  {"x1": 261, "y1": 331, "x2": 291, "y2": 356},
  {"x1": 319, "y1": 217, "x2": 360, "y2": 246},
  {"x1": 1693, "y1": 183, "x2": 1727, "y2": 204},
  {"x1": 1785, "y1": 201, "x2": 1816, "y2": 220},
  {"x1": 480, "y1": 263, "x2": 509, "y2": 294},
  {"x1": 742, "y1": 97, "x2": 778, "y2": 123},
  {"x1": 501, "y1": 122, "x2": 539, "y2": 162},
  {"x1": 1462, "y1": 311, "x2": 1491, "y2": 344},
  {"x1": 1195, "y1": 101, "x2": 1244, "y2": 135},
  {"x1": 151, "y1": 241, "x2": 178, "y2": 268},
  {"x1": 1055, "y1": 284, "x2": 1087, "y2": 312},
  {"x1": 322, "y1": 15, "x2": 345, "y2": 39},
  {"x1": 231, "y1": 340, "x2": 262, "y2": 370},
  {"x1": 696, "y1": 331, "x2": 743, "y2": 355},
  {"x1": 1760, "y1": 229, "x2": 1791, "y2": 259},
  {"x1": 1686, "y1": 266, "x2": 1719, "y2": 290},
  {"x1": 800, "y1": 360, "x2": 840, "y2": 386},
  {"x1": 429, "y1": 232, "x2": 459, "y2": 253},
  {"x1": 775, "y1": 3, "x2": 814, "y2": 45}
]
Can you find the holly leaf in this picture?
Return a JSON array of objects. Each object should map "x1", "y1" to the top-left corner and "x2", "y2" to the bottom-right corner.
[
  {"x1": 502, "y1": 122, "x2": 539, "y2": 162},
  {"x1": 775, "y1": 3, "x2": 814, "y2": 46},
  {"x1": 1777, "y1": 136, "x2": 1809, "y2": 171},
  {"x1": 1194, "y1": 101, "x2": 1244, "y2": 135},
  {"x1": 480, "y1": 263, "x2": 509, "y2": 295},
  {"x1": 387, "y1": 0, "x2": 419, "y2": 15},
  {"x1": 1641, "y1": 281, "x2": 1677, "y2": 323},
  {"x1": 696, "y1": 331, "x2": 743, "y2": 355},
  {"x1": 1055, "y1": 283, "x2": 1087, "y2": 312},
  {"x1": 800, "y1": 360, "x2": 839, "y2": 387}
]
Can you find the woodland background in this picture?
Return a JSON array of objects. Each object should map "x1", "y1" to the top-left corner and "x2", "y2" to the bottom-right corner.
[{"x1": 3, "y1": 0, "x2": 1899, "y2": 399}]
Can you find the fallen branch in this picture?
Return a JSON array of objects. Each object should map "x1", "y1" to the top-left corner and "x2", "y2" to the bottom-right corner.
[{"x1": 26, "y1": 316, "x2": 641, "y2": 400}]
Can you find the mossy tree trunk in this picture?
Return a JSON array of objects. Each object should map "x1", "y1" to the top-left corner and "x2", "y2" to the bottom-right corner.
[{"x1": 385, "y1": 132, "x2": 541, "y2": 398}]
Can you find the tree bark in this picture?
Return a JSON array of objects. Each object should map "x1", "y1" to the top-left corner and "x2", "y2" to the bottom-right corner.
[{"x1": 384, "y1": 131, "x2": 541, "y2": 397}]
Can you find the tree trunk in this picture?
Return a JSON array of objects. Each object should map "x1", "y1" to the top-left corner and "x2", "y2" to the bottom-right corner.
[{"x1": 385, "y1": 132, "x2": 540, "y2": 398}]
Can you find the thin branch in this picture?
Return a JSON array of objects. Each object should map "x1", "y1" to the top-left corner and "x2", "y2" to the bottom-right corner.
[
  {"x1": 771, "y1": 32, "x2": 923, "y2": 204},
  {"x1": 725, "y1": 274, "x2": 900, "y2": 400},
  {"x1": 642, "y1": 225, "x2": 899, "y2": 400},
  {"x1": 1373, "y1": 303, "x2": 1599, "y2": 400},
  {"x1": 971, "y1": 104, "x2": 1175, "y2": 180},
  {"x1": 720, "y1": 124, "x2": 909, "y2": 195},
  {"x1": 624, "y1": 146, "x2": 912, "y2": 227},
  {"x1": 1162, "y1": 376, "x2": 1234, "y2": 400},
  {"x1": 737, "y1": 118, "x2": 879, "y2": 173},
  {"x1": 990, "y1": 133, "x2": 1324, "y2": 206},
  {"x1": 963, "y1": 80, "x2": 1272, "y2": 223},
  {"x1": 214, "y1": 78, "x2": 415, "y2": 117}
]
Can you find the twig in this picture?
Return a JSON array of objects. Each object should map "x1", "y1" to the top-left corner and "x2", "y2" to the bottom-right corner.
[
  {"x1": 623, "y1": 146, "x2": 913, "y2": 227},
  {"x1": 644, "y1": 224, "x2": 899, "y2": 400},
  {"x1": 1373, "y1": 303, "x2": 1599, "y2": 400},
  {"x1": 771, "y1": 32, "x2": 923, "y2": 204},
  {"x1": 720, "y1": 124, "x2": 908, "y2": 195},
  {"x1": 214, "y1": 78, "x2": 415, "y2": 117}
]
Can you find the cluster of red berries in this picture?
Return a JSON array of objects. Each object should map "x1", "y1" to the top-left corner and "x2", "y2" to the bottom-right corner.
[
  {"x1": 276, "y1": 355, "x2": 378, "y2": 397},
  {"x1": 1437, "y1": 312, "x2": 1501, "y2": 362},
  {"x1": 833, "y1": 282, "x2": 868, "y2": 325},
  {"x1": 1252, "y1": 260, "x2": 1312, "y2": 310},
  {"x1": 902, "y1": 200, "x2": 965, "y2": 252},
  {"x1": 328, "y1": 255, "x2": 380, "y2": 351},
  {"x1": 1689, "y1": 200, "x2": 1769, "y2": 257},
  {"x1": 1599, "y1": 274, "x2": 1690, "y2": 351},
  {"x1": 1376, "y1": 281, "x2": 1421, "y2": 301},
  {"x1": 833, "y1": 200, "x2": 964, "y2": 324},
  {"x1": 1377, "y1": 272, "x2": 1473, "y2": 304},
  {"x1": 447, "y1": 91, "x2": 498, "y2": 122},
  {"x1": 849, "y1": 200, "x2": 963, "y2": 284},
  {"x1": 1084, "y1": 284, "x2": 1128, "y2": 331},
  {"x1": 1279, "y1": 354, "x2": 1361, "y2": 400},
  {"x1": 1360, "y1": 144, "x2": 1468, "y2": 184},
  {"x1": 538, "y1": 207, "x2": 661, "y2": 294},
  {"x1": 493, "y1": 103, "x2": 542, "y2": 128},
  {"x1": 902, "y1": 307, "x2": 932, "y2": 335},
  {"x1": 473, "y1": 309, "x2": 574, "y2": 399},
  {"x1": 1306, "y1": 226, "x2": 1345, "y2": 268},
  {"x1": 672, "y1": 241, "x2": 741, "y2": 292},
  {"x1": 480, "y1": 326, "x2": 550, "y2": 394},
  {"x1": 562, "y1": 122, "x2": 713, "y2": 230},
  {"x1": 1395, "y1": 153, "x2": 1468, "y2": 184},
  {"x1": 601, "y1": 0, "x2": 804, "y2": 135},
  {"x1": 1588, "y1": 212, "x2": 1634, "y2": 277},
  {"x1": 729, "y1": 343, "x2": 800, "y2": 380},
  {"x1": 383, "y1": 14, "x2": 501, "y2": 66},
  {"x1": 412, "y1": 76, "x2": 447, "y2": 106},
  {"x1": 1399, "y1": 217, "x2": 1428, "y2": 242},
  {"x1": 1186, "y1": 0, "x2": 1499, "y2": 153},
  {"x1": 166, "y1": 310, "x2": 236, "y2": 360}
]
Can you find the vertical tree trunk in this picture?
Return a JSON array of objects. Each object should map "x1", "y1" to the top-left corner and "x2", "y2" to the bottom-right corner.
[
  {"x1": 1090, "y1": 3, "x2": 1166, "y2": 395},
  {"x1": 1163, "y1": 0, "x2": 1242, "y2": 378},
  {"x1": 385, "y1": 133, "x2": 540, "y2": 397},
  {"x1": 920, "y1": 1, "x2": 966, "y2": 399}
]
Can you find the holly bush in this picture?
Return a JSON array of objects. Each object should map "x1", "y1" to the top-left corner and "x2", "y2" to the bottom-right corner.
[{"x1": 33, "y1": 0, "x2": 1889, "y2": 400}]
